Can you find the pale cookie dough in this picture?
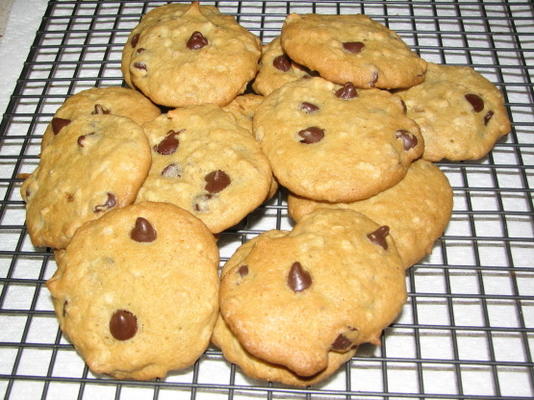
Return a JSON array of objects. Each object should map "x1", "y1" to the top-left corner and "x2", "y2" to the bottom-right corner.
[
  {"x1": 41, "y1": 86, "x2": 160, "y2": 150},
  {"x1": 397, "y1": 62, "x2": 511, "y2": 161},
  {"x1": 47, "y1": 202, "x2": 219, "y2": 380},
  {"x1": 219, "y1": 209, "x2": 406, "y2": 377},
  {"x1": 122, "y1": 2, "x2": 261, "y2": 107},
  {"x1": 136, "y1": 104, "x2": 272, "y2": 233},
  {"x1": 253, "y1": 77, "x2": 424, "y2": 202},
  {"x1": 21, "y1": 114, "x2": 151, "y2": 249},
  {"x1": 288, "y1": 159, "x2": 453, "y2": 269},
  {"x1": 281, "y1": 13, "x2": 427, "y2": 89}
]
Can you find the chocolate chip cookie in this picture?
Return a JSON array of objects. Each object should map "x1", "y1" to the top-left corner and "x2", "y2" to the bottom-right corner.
[
  {"x1": 288, "y1": 159, "x2": 453, "y2": 269},
  {"x1": 397, "y1": 62, "x2": 511, "y2": 161},
  {"x1": 253, "y1": 77, "x2": 424, "y2": 202},
  {"x1": 281, "y1": 13, "x2": 427, "y2": 89},
  {"x1": 21, "y1": 114, "x2": 151, "y2": 249},
  {"x1": 41, "y1": 86, "x2": 160, "y2": 150},
  {"x1": 121, "y1": 2, "x2": 261, "y2": 107},
  {"x1": 135, "y1": 104, "x2": 272, "y2": 233},
  {"x1": 219, "y1": 209, "x2": 406, "y2": 377},
  {"x1": 47, "y1": 202, "x2": 219, "y2": 380}
]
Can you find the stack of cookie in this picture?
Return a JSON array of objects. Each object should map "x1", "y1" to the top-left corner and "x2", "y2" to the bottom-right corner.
[{"x1": 19, "y1": 1, "x2": 511, "y2": 385}]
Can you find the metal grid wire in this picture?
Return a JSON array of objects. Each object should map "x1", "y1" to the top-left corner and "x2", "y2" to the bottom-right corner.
[{"x1": 0, "y1": 0, "x2": 533, "y2": 399}]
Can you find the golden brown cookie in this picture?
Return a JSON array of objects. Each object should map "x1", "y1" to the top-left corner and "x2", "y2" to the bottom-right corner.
[{"x1": 47, "y1": 202, "x2": 219, "y2": 380}]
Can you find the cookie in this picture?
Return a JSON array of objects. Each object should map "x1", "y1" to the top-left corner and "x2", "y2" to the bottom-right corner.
[
  {"x1": 21, "y1": 114, "x2": 151, "y2": 249},
  {"x1": 288, "y1": 159, "x2": 453, "y2": 269},
  {"x1": 47, "y1": 202, "x2": 219, "y2": 380},
  {"x1": 219, "y1": 209, "x2": 406, "y2": 377},
  {"x1": 253, "y1": 77, "x2": 424, "y2": 202},
  {"x1": 135, "y1": 104, "x2": 272, "y2": 233},
  {"x1": 252, "y1": 36, "x2": 315, "y2": 96},
  {"x1": 121, "y1": 2, "x2": 261, "y2": 107},
  {"x1": 397, "y1": 62, "x2": 511, "y2": 161},
  {"x1": 41, "y1": 86, "x2": 161, "y2": 150},
  {"x1": 222, "y1": 93, "x2": 264, "y2": 133},
  {"x1": 280, "y1": 13, "x2": 427, "y2": 89}
]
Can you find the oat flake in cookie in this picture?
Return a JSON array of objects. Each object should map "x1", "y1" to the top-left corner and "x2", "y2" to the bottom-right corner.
[
  {"x1": 219, "y1": 209, "x2": 406, "y2": 378},
  {"x1": 253, "y1": 77, "x2": 423, "y2": 203},
  {"x1": 122, "y1": 1, "x2": 261, "y2": 107},
  {"x1": 397, "y1": 62, "x2": 511, "y2": 161},
  {"x1": 280, "y1": 13, "x2": 427, "y2": 89},
  {"x1": 21, "y1": 114, "x2": 151, "y2": 249},
  {"x1": 47, "y1": 202, "x2": 219, "y2": 380}
]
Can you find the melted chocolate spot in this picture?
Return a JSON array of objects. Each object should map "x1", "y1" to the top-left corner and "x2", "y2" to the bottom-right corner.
[
  {"x1": 298, "y1": 126, "x2": 324, "y2": 144},
  {"x1": 273, "y1": 54, "x2": 291, "y2": 72},
  {"x1": 187, "y1": 31, "x2": 208, "y2": 50},
  {"x1": 204, "y1": 170, "x2": 231, "y2": 194},
  {"x1": 131, "y1": 33, "x2": 140, "y2": 48},
  {"x1": 369, "y1": 71, "x2": 379, "y2": 87},
  {"x1": 367, "y1": 225, "x2": 390, "y2": 250},
  {"x1": 109, "y1": 310, "x2": 137, "y2": 341},
  {"x1": 238, "y1": 265, "x2": 249, "y2": 278},
  {"x1": 300, "y1": 102, "x2": 320, "y2": 113},
  {"x1": 331, "y1": 334, "x2": 352, "y2": 351},
  {"x1": 465, "y1": 93, "x2": 484, "y2": 112},
  {"x1": 335, "y1": 82, "x2": 357, "y2": 99},
  {"x1": 484, "y1": 110, "x2": 494, "y2": 125},
  {"x1": 136, "y1": 47, "x2": 145, "y2": 54},
  {"x1": 92, "y1": 104, "x2": 110, "y2": 115},
  {"x1": 94, "y1": 192, "x2": 116, "y2": 213},
  {"x1": 287, "y1": 262, "x2": 312, "y2": 293},
  {"x1": 161, "y1": 163, "x2": 181, "y2": 178},
  {"x1": 130, "y1": 217, "x2": 157, "y2": 242},
  {"x1": 193, "y1": 193, "x2": 213, "y2": 212},
  {"x1": 51, "y1": 117, "x2": 71, "y2": 135},
  {"x1": 77, "y1": 132, "x2": 95, "y2": 147},
  {"x1": 343, "y1": 41, "x2": 365, "y2": 54},
  {"x1": 395, "y1": 130, "x2": 418, "y2": 151},
  {"x1": 154, "y1": 130, "x2": 180, "y2": 155},
  {"x1": 133, "y1": 62, "x2": 147, "y2": 71}
]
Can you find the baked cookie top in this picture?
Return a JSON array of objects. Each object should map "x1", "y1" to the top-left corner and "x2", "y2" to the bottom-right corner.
[
  {"x1": 252, "y1": 36, "x2": 315, "y2": 96},
  {"x1": 253, "y1": 77, "x2": 424, "y2": 202},
  {"x1": 21, "y1": 114, "x2": 151, "y2": 249},
  {"x1": 135, "y1": 104, "x2": 272, "y2": 233},
  {"x1": 397, "y1": 62, "x2": 511, "y2": 161},
  {"x1": 121, "y1": 2, "x2": 261, "y2": 107},
  {"x1": 219, "y1": 209, "x2": 406, "y2": 377},
  {"x1": 41, "y1": 86, "x2": 160, "y2": 150},
  {"x1": 281, "y1": 13, "x2": 427, "y2": 89},
  {"x1": 47, "y1": 202, "x2": 219, "y2": 380},
  {"x1": 288, "y1": 159, "x2": 453, "y2": 269}
]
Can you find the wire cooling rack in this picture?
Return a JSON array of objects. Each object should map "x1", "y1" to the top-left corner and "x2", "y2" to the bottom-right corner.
[{"x1": 0, "y1": 0, "x2": 533, "y2": 399}]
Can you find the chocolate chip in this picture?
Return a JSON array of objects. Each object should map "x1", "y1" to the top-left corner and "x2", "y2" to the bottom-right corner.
[
  {"x1": 238, "y1": 265, "x2": 249, "y2": 278},
  {"x1": 186, "y1": 31, "x2": 208, "y2": 50},
  {"x1": 51, "y1": 117, "x2": 71, "y2": 135},
  {"x1": 193, "y1": 193, "x2": 213, "y2": 212},
  {"x1": 273, "y1": 54, "x2": 291, "y2": 72},
  {"x1": 133, "y1": 62, "x2": 147, "y2": 71},
  {"x1": 299, "y1": 102, "x2": 320, "y2": 113},
  {"x1": 484, "y1": 110, "x2": 494, "y2": 125},
  {"x1": 369, "y1": 71, "x2": 379, "y2": 87},
  {"x1": 94, "y1": 192, "x2": 116, "y2": 213},
  {"x1": 154, "y1": 130, "x2": 180, "y2": 155},
  {"x1": 342, "y1": 41, "x2": 365, "y2": 54},
  {"x1": 77, "y1": 132, "x2": 95, "y2": 147},
  {"x1": 395, "y1": 130, "x2": 418, "y2": 151},
  {"x1": 331, "y1": 334, "x2": 352, "y2": 351},
  {"x1": 367, "y1": 225, "x2": 390, "y2": 250},
  {"x1": 298, "y1": 126, "x2": 324, "y2": 144},
  {"x1": 130, "y1": 217, "x2": 157, "y2": 242},
  {"x1": 109, "y1": 310, "x2": 137, "y2": 341},
  {"x1": 92, "y1": 104, "x2": 110, "y2": 115},
  {"x1": 465, "y1": 93, "x2": 484, "y2": 112},
  {"x1": 136, "y1": 48, "x2": 145, "y2": 54},
  {"x1": 161, "y1": 163, "x2": 181, "y2": 178},
  {"x1": 131, "y1": 33, "x2": 140, "y2": 48},
  {"x1": 335, "y1": 82, "x2": 357, "y2": 99},
  {"x1": 287, "y1": 262, "x2": 312, "y2": 292},
  {"x1": 204, "y1": 170, "x2": 230, "y2": 194}
]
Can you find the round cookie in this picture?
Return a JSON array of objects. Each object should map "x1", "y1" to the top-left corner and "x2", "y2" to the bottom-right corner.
[
  {"x1": 397, "y1": 62, "x2": 511, "y2": 161},
  {"x1": 288, "y1": 159, "x2": 453, "y2": 269},
  {"x1": 122, "y1": 2, "x2": 261, "y2": 107},
  {"x1": 135, "y1": 104, "x2": 272, "y2": 233},
  {"x1": 253, "y1": 77, "x2": 424, "y2": 202},
  {"x1": 219, "y1": 209, "x2": 406, "y2": 377},
  {"x1": 47, "y1": 202, "x2": 219, "y2": 380},
  {"x1": 21, "y1": 114, "x2": 151, "y2": 249},
  {"x1": 252, "y1": 36, "x2": 315, "y2": 96},
  {"x1": 41, "y1": 86, "x2": 161, "y2": 150},
  {"x1": 280, "y1": 13, "x2": 427, "y2": 89}
]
